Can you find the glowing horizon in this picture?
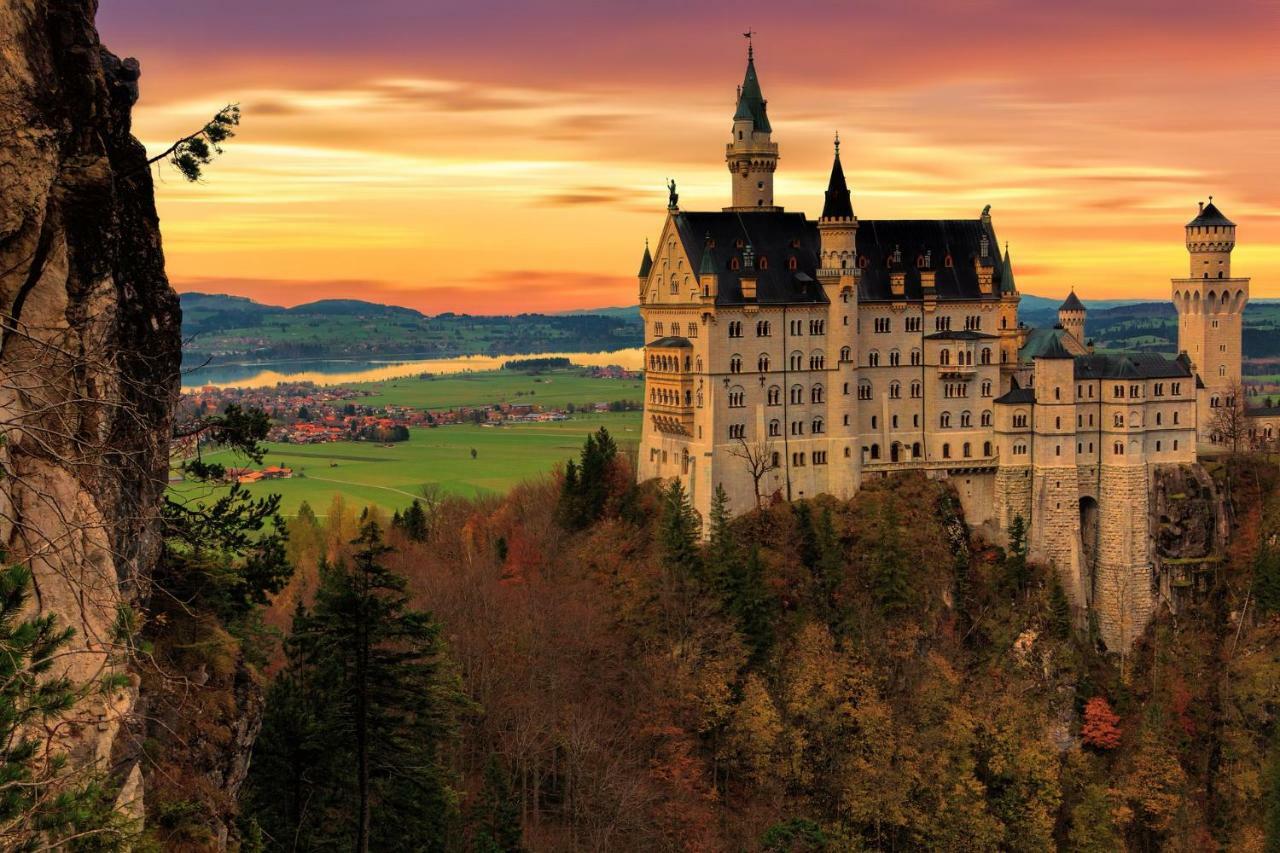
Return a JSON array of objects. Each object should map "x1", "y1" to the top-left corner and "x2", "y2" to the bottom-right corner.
[{"x1": 97, "y1": 1, "x2": 1280, "y2": 314}]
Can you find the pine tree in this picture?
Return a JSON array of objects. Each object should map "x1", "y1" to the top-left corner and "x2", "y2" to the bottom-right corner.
[
  {"x1": 659, "y1": 479, "x2": 701, "y2": 578},
  {"x1": 557, "y1": 429, "x2": 619, "y2": 531},
  {"x1": 557, "y1": 459, "x2": 581, "y2": 528},
  {"x1": 810, "y1": 507, "x2": 844, "y2": 628},
  {"x1": 1265, "y1": 731, "x2": 1280, "y2": 853},
  {"x1": 471, "y1": 756, "x2": 524, "y2": 852},
  {"x1": 244, "y1": 522, "x2": 468, "y2": 851},
  {"x1": 1048, "y1": 575, "x2": 1073, "y2": 640},
  {"x1": 1005, "y1": 515, "x2": 1030, "y2": 594},
  {"x1": 0, "y1": 563, "x2": 130, "y2": 850},
  {"x1": 1254, "y1": 543, "x2": 1280, "y2": 614},
  {"x1": 402, "y1": 499, "x2": 429, "y2": 542},
  {"x1": 704, "y1": 484, "x2": 739, "y2": 594},
  {"x1": 871, "y1": 506, "x2": 911, "y2": 617},
  {"x1": 731, "y1": 545, "x2": 774, "y2": 662}
]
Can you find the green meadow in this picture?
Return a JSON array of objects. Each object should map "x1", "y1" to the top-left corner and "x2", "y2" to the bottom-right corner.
[
  {"x1": 351, "y1": 370, "x2": 644, "y2": 410},
  {"x1": 176, "y1": 411, "x2": 642, "y2": 516}
]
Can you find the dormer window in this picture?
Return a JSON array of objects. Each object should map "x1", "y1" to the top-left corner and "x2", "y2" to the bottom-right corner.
[
  {"x1": 730, "y1": 257, "x2": 740, "y2": 271},
  {"x1": 916, "y1": 255, "x2": 925, "y2": 268},
  {"x1": 788, "y1": 256, "x2": 798, "y2": 271},
  {"x1": 945, "y1": 254, "x2": 954, "y2": 268},
  {"x1": 758, "y1": 256, "x2": 769, "y2": 270}
]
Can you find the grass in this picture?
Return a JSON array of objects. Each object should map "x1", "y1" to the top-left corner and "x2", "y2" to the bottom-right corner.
[
  {"x1": 351, "y1": 369, "x2": 644, "y2": 410},
  {"x1": 173, "y1": 411, "x2": 641, "y2": 516}
]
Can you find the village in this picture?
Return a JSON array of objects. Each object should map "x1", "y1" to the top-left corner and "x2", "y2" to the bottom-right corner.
[{"x1": 180, "y1": 366, "x2": 642, "y2": 483}]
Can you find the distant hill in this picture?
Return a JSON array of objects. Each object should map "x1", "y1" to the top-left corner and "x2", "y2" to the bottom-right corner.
[{"x1": 179, "y1": 292, "x2": 643, "y2": 365}]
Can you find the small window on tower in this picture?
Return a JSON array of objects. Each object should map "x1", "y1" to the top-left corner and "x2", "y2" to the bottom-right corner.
[
  {"x1": 758, "y1": 256, "x2": 769, "y2": 270},
  {"x1": 730, "y1": 258, "x2": 740, "y2": 271},
  {"x1": 757, "y1": 181, "x2": 764, "y2": 190},
  {"x1": 788, "y1": 256, "x2": 798, "y2": 271}
]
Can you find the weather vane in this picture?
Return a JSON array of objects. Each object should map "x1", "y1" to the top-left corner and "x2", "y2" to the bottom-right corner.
[{"x1": 742, "y1": 29, "x2": 755, "y2": 59}]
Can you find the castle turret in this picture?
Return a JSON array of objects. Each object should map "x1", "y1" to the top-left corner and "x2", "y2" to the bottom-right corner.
[
  {"x1": 1030, "y1": 337, "x2": 1085, "y2": 605},
  {"x1": 724, "y1": 38, "x2": 780, "y2": 212},
  {"x1": 817, "y1": 135, "x2": 860, "y2": 496},
  {"x1": 1058, "y1": 290, "x2": 1086, "y2": 347},
  {"x1": 1171, "y1": 198, "x2": 1249, "y2": 444}
]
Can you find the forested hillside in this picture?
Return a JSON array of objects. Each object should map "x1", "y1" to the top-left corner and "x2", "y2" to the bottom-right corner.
[
  {"x1": 180, "y1": 293, "x2": 642, "y2": 364},
  {"x1": 225, "y1": 431, "x2": 1280, "y2": 851}
]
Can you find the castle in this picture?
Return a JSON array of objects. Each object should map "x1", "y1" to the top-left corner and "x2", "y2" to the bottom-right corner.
[{"x1": 636, "y1": 43, "x2": 1254, "y2": 650}]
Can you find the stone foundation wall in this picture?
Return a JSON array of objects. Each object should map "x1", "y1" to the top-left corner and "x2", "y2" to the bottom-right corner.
[
  {"x1": 1032, "y1": 465, "x2": 1085, "y2": 604},
  {"x1": 994, "y1": 465, "x2": 1032, "y2": 532},
  {"x1": 1094, "y1": 464, "x2": 1153, "y2": 650}
]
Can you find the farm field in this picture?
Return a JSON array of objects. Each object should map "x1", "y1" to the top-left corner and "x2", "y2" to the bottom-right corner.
[
  {"x1": 175, "y1": 411, "x2": 642, "y2": 516},
  {"x1": 351, "y1": 369, "x2": 644, "y2": 409}
]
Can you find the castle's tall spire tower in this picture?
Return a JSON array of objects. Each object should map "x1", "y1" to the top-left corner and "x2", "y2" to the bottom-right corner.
[
  {"x1": 818, "y1": 135, "x2": 860, "y2": 496},
  {"x1": 724, "y1": 34, "x2": 780, "y2": 212},
  {"x1": 1171, "y1": 198, "x2": 1249, "y2": 444}
]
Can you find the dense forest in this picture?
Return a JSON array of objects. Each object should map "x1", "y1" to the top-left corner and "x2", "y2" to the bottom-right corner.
[{"x1": 139, "y1": 424, "x2": 1280, "y2": 850}]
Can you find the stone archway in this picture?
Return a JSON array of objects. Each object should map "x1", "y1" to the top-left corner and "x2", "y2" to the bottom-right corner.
[{"x1": 1079, "y1": 496, "x2": 1100, "y2": 575}]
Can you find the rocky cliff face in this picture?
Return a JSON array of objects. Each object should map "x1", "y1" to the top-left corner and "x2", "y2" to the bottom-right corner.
[{"x1": 1, "y1": 0, "x2": 180, "y2": 819}]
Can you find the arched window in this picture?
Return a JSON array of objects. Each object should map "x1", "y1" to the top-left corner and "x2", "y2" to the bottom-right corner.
[
  {"x1": 963, "y1": 442, "x2": 971, "y2": 458},
  {"x1": 980, "y1": 347, "x2": 992, "y2": 365},
  {"x1": 729, "y1": 354, "x2": 742, "y2": 374},
  {"x1": 912, "y1": 442, "x2": 922, "y2": 458},
  {"x1": 867, "y1": 350, "x2": 880, "y2": 367},
  {"x1": 942, "y1": 443, "x2": 951, "y2": 459},
  {"x1": 840, "y1": 346, "x2": 851, "y2": 362},
  {"x1": 940, "y1": 349, "x2": 951, "y2": 366},
  {"x1": 758, "y1": 256, "x2": 769, "y2": 270},
  {"x1": 791, "y1": 385, "x2": 804, "y2": 405},
  {"x1": 910, "y1": 348, "x2": 922, "y2": 366},
  {"x1": 788, "y1": 256, "x2": 798, "y2": 271},
  {"x1": 790, "y1": 351, "x2": 803, "y2": 371},
  {"x1": 769, "y1": 419, "x2": 781, "y2": 437},
  {"x1": 980, "y1": 410, "x2": 992, "y2": 427},
  {"x1": 809, "y1": 351, "x2": 826, "y2": 370},
  {"x1": 941, "y1": 411, "x2": 952, "y2": 428},
  {"x1": 758, "y1": 354, "x2": 771, "y2": 372},
  {"x1": 983, "y1": 441, "x2": 992, "y2": 456},
  {"x1": 857, "y1": 381, "x2": 873, "y2": 401},
  {"x1": 889, "y1": 381, "x2": 901, "y2": 399},
  {"x1": 889, "y1": 349, "x2": 901, "y2": 367},
  {"x1": 1114, "y1": 413, "x2": 1124, "y2": 427},
  {"x1": 756, "y1": 320, "x2": 771, "y2": 336},
  {"x1": 910, "y1": 381, "x2": 922, "y2": 399},
  {"x1": 767, "y1": 385, "x2": 781, "y2": 405},
  {"x1": 812, "y1": 418, "x2": 825, "y2": 434},
  {"x1": 811, "y1": 385, "x2": 825, "y2": 403},
  {"x1": 870, "y1": 444, "x2": 880, "y2": 460},
  {"x1": 960, "y1": 411, "x2": 972, "y2": 427},
  {"x1": 728, "y1": 386, "x2": 745, "y2": 408}
]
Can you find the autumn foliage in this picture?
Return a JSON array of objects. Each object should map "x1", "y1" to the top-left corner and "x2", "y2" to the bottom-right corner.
[
  {"x1": 249, "y1": 439, "x2": 1280, "y2": 851},
  {"x1": 1081, "y1": 697, "x2": 1123, "y2": 750}
]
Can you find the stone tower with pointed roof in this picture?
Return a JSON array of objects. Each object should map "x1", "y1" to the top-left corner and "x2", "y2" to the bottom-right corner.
[
  {"x1": 1058, "y1": 290, "x2": 1086, "y2": 348},
  {"x1": 725, "y1": 39, "x2": 780, "y2": 212},
  {"x1": 1172, "y1": 199, "x2": 1249, "y2": 444}
]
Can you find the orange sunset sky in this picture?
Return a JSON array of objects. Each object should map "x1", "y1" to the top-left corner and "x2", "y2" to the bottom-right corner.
[{"x1": 97, "y1": 1, "x2": 1280, "y2": 314}]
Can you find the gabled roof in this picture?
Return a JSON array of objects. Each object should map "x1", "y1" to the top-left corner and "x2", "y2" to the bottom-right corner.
[
  {"x1": 671, "y1": 211, "x2": 825, "y2": 306},
  {"x1": 1072, "y1": 352, "x2": 1193, "y2": 380},
  {"x1": 1034, "y1": 334, "x2": 1075, "y2": 360},
  {"x1": 821, "y1": 150, "x2": 854, "y2": 220},
  {"x1": 638, "y1": 242, "x2": 653, "y2": 278},
  {"x1": 733, "y1": 54, "x2": 771, "y2": 133},
  {"x1": 647, "y1": 336, "x2": 692, "y2": 349},
  {"x1": 1060, "y1": 290, "x2": 1085, "y2": 313},
  {"x1": 668, "y1": 210, "x2": 1006, "y2": 306},
  {"x1": 1187, "y1": 200, "x2": 1235, "y2": 228},
  {"x1": 856, "y1": 219, "x2": 1006, "y2": 302}
]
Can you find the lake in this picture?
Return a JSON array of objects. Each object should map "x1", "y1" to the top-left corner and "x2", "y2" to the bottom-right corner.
[{"x1": 182, "y1": 348, "x2": 646, "y2": 389}]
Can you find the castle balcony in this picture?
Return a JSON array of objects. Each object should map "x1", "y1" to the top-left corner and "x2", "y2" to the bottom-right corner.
[
  {"x1": 860, "y1": 455, "x2": 997, "y2": 475},
  {"x1": 938, "y1": 363, "x2": 976, "y2": 378},
  {"x1": 647, "y1": 401, "x2": 694, "y2": 436}
]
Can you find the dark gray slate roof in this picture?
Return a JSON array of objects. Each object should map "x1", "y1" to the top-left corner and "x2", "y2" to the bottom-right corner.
[
  {"x1": 671, "y1": 211, "x2": 1005, "y2": 306},
  {"x1": 995, "y1": 387, "x2": 1036, "y2": 405},
  {"x1": 1033, "y1": 334, "x2": 1075, "y2": 360},
  {"x1": 1187, "y1": 201, "x2": 1235, "y2": 228},
  {"x1": 1060, "y1": 291, "x2": 1085, "y2": 312},
  {"x1": 638, "y1": 243, "x2": 653, "y2": 278},
  {"x1": 647, "y1": 336, "x2": 692, "y2": 348},
  {"x1": 821, "y1": 153, "x2": 854, "y2": 220},
  {"x1": 1072, "y1": 352, "x2": 1193, "y2": 380}
]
